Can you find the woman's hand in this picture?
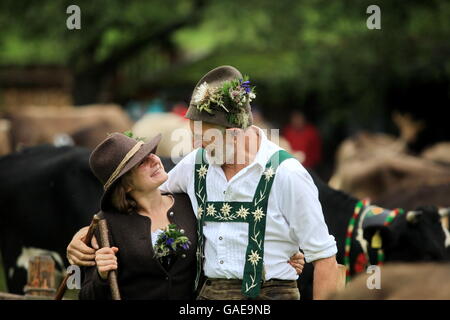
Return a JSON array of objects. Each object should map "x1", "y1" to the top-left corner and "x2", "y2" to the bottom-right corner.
[
  {"x1": 95, "y1": 247, "x2": 119, "y2": 280},
  {"x1": 288, "y1": 252, "x2": 305, "y2": 275}
]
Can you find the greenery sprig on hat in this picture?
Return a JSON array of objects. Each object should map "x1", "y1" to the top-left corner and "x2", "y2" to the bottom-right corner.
[
  {"x1": 122, "y1": 130, "x2": 146, "y2": 142},
  {"x1": 191, "y1": 76, "x2": 256, "y2": 128}
]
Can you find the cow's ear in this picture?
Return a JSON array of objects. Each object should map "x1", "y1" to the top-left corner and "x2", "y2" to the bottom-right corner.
[
  {"x1": 407, "y1": 205, "x2": 440, "y2": 225},
  {"x1": 406, "y1": 211, "x2": 423, "y2": 224}
]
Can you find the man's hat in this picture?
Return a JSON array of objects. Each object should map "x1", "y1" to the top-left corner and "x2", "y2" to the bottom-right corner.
[
  {"x1": 89, "y1": 132, "x2": 162, "y2": 211},
  {"x1": 185, "y1": 65, "x2": 255, "y2": 129}
]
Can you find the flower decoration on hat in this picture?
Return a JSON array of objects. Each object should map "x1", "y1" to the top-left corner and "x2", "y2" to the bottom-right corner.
[{"x1": 192, "y1": 76, "x2": 256, "y2": 128}]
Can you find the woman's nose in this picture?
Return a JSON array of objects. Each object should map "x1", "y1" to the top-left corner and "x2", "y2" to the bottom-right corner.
[{"x1": 149, "y1": 154, "x2": 159, "y2": 166}]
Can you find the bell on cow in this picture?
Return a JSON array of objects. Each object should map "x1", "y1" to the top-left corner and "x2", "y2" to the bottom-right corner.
[{"x1": 371, "y1": 231, "x2": 382, "y2": 249}]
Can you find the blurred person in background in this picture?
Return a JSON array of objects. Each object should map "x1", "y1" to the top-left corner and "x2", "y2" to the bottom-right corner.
[{"x1": 282, "y1": 110, "x2": 322, "y2": 169}]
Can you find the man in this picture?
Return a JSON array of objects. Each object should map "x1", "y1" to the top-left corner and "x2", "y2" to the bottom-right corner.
[{"x1": 67, "y1": 66, "x2": 337, "y2": 299}]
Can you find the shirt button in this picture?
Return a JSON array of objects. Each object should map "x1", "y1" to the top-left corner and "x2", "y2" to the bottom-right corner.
[
  {"x1": 223, "y1": 190, "x2": 226, "y2": 194},
  {"x1": 220, "y1": 260, "x2": 224, "y2": 264},
  {"x1": 169, "y1": 212, "x2": 174, "y2": 217},
  {"x1": 219, "y1": 236, "x2": 223, "y2": 240}
]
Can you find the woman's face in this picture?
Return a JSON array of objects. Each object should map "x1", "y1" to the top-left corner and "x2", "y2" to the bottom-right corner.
[{"x1": 127, "y1": 154, "x2": 168, "y2": 192}]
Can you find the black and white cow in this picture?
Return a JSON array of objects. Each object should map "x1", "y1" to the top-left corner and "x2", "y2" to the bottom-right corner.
[
  {"x1": 0, "y1": 145, "x2": 448, "y2": 298},
  {"x1": 298, "y1": 170, "x2": 449, "y2": 299},
  {"x1": 0, "y1": 145, "x2": 102, "y2": 293}
]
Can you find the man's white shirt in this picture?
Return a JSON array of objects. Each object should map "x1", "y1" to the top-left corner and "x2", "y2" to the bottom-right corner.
[{"x1": 159, "y1": 126, "x2": 337, "y2": 280}]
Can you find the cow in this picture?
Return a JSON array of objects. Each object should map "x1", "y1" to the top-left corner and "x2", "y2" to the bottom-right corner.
[
  {"x1": 1, "y1": 145, "x2": 448, "y2": 299},
  {"x1": 421, "y1": 142, "x2": 450, "y2": 166},
  {"x1": 0, "y1": 145, "x2": 103, "y2": 293},
  {"x1": 329, "y1": 262, "x2": 450, "y2": 300},
  {"x1": 297, "y1": 170, "x2": 450, "y2": 299},
  {"x1": 3, "y1": 104, "x2": 132, "y2": 151},
  {"x1": 329, "y1": 133, "x2": 450, "y2": 200}
]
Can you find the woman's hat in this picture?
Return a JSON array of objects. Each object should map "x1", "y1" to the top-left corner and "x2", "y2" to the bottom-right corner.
[{"x1": 89, "y1": 132, "x2": 162, "y2": 211}]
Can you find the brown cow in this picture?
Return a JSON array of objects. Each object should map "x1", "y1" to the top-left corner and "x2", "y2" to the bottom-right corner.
[
  {"x1": 329, "y1": 263, "x2": 450, "y2": 299},
  {"x1": 421, "y1": 142, "x2": 450, "y2": 166},
  {"x1": 4, "y1": 104, "x2": 132, "y2": 150},
  {"x1": 329, "y1": 132, "x2": 450, "y2": 200}
]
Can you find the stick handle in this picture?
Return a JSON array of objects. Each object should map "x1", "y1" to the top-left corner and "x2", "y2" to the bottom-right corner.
[
  {"x1": 97, "y1": 217, "x2": 121, "y2": 300},
  {"x1": 54, "y1": 215, "x2": 100, "y2": 300}
]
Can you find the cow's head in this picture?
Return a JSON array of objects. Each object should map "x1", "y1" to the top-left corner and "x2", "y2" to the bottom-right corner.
[{"x1": 362, "y1": 205, "x2": 449, "y2": 263}]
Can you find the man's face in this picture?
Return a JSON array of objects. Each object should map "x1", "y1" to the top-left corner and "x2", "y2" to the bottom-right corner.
[{"x1": 189, "y1": 120, "x2": 236, "y2": 165}]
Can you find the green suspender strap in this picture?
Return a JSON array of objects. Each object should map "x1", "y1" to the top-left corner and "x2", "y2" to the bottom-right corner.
[{"x1": 193, "y1": 148, "x2": 294, "y2": 298}]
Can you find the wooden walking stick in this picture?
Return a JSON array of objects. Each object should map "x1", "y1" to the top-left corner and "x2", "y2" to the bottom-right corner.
[
  {"x1": 96, "y1": 212, "x2": 121, "y2": 300},
  {"x1": 54, "y1": 214, "x2": 100, "y2": 300}
]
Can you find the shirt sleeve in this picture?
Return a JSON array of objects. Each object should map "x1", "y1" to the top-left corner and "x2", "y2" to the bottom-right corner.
[
  {"x1": 159, "y1": 148, "x2": 197, "y2": 194},
  {"x1": 276, "y1": 159, "x2": 337, "y2": 263}
]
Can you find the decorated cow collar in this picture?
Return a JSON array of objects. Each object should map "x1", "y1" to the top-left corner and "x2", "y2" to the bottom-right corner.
[{"x1": 344, "y1": 199, "x2": 404, "y2": 282}]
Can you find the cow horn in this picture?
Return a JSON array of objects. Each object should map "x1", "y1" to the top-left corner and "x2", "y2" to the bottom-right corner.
[
  {"x1": 406, "y1": 210, "x2": 422, "y2": 223},
  {"x1": 438, "y1": 208, "x2": 450, "y2": 217}
]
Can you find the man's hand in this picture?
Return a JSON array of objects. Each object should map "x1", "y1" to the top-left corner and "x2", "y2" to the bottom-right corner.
[
  {"x1": 312, "y1": 255, "x2": 338, "y2": 300},
  {"x1": 66, "y1": 226, "x2": 99, "y2": 266},
  {"x1": 288, "y1": 252, "x2": 305, "y2": 275}
]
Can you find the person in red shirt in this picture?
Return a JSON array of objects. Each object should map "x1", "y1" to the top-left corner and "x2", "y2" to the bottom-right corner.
[{"x1": 282, "y1": 110, "x2": 322, "y2": 169}]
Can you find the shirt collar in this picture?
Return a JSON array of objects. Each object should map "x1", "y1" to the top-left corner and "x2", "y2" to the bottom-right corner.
[{"x1": 252, "y1": 126, "x2": 273, "y2": 169}]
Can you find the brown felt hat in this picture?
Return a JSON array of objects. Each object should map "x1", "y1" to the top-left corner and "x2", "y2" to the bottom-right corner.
[
  {"x1": 185, "y1": 65, "x2": 253, "y2": 129},
  {"x1": 89, "y1": 132, "x2": 162, "y2": 211}
]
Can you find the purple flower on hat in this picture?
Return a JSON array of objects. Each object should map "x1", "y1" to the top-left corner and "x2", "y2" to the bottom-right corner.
[{"x1": 240, "y1": 79, "x2": 252, "y2": 93}]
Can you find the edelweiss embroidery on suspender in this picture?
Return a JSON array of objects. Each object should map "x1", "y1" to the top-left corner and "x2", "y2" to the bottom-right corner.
[{"x1": 193, "y1": 148, "x2": 294, "y2": 298}]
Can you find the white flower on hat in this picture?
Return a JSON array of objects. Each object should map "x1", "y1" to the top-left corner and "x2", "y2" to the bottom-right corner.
[{"x1": 192, "y1": 82, "x2": 211, "y2": 104}]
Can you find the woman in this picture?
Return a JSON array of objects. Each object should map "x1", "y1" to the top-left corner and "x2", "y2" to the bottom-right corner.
[{"x1": 77, "y1": 132, "x2": 304, "y2": 300}]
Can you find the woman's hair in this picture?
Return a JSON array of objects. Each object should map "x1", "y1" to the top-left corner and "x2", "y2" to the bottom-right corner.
[{"x1": 111, "y1": 172, "x2": 137, "y2": 214}]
